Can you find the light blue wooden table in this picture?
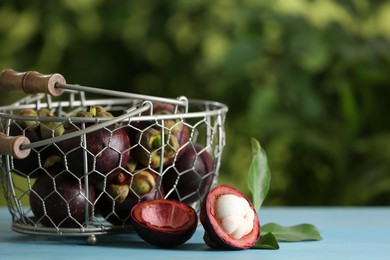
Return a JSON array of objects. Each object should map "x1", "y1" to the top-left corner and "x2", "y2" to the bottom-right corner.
[{"x1": 1, "y1": 207, "x2": 389, "y2": 259}]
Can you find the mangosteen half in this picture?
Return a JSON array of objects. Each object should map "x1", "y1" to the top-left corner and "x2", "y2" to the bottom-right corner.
[
  {"x1": 200, "y1": 184, "x2": 261, "y2": 250},
  {"x1": 29, "y1": 173, "x2": 96, "y2": 228},
  {"x1": 131, "y1": 199, "x2": 198, "y2": 248},
  {"x1": 162, "y1": 143, "x2": 215, "y2": 205}
]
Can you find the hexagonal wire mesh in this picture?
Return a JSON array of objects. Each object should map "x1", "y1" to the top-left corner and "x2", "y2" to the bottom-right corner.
[{"x1": 0, "y1": 84, "x2": 227, "y2": 238}]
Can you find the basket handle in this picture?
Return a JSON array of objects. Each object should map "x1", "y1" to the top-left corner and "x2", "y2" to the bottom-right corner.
[
  {"x1": 20, "y1": 102, "x2": 152, "y2": 151},
  {"x1": 0, "y1": 133, "x2": 31, "y2": 159},
  {"x1": 0, "y1": 103, "x2": 151, "y2": 157},
  {"x1": 0, "y1": 69, "x2": 65, "y2": 96}
]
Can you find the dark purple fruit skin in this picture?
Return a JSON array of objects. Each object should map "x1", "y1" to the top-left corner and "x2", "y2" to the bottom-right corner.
[
  {"x1": 130, "y1": 199, "x2": 198, "y2": 248},
  {"x1": 57, "y1": 125, "x2": 130, "y2": 181},
  {"x1": 7, "y1": 123, "x2": 42, "y2": 178},
  {"x1": 30, "y1": 174, "x2": 96, "y2": 228},
  {"x1": 162, "y1": 143, "x2": 214, "y2": 204}
]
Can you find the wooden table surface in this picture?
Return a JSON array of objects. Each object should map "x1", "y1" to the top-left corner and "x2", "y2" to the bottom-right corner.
[{"x1": 1, "y1": 207, "x2": 389, "y2": 260}]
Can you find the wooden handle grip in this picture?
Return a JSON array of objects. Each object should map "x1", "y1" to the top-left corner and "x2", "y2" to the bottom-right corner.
[
  {"x1": 0, "y1": 69, "x2": 65, "y2": 96},
  {"x1": 0, "y1": 133, "x2": 31, "y2": 159}
]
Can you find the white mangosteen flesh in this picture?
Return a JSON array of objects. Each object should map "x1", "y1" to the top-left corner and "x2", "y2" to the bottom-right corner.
[{"x1": 215, "y1": 194, "x2": 255, "y2": 240}]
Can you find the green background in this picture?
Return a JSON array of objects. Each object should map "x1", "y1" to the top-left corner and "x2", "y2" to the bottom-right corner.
[{"x1": 1, "y1": 0, "x2": 390, "y2": 206}]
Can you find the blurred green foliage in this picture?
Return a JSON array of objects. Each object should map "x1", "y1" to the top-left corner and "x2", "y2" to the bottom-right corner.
[{"x1": 1, "y1": 0, "x2": 390, "y2": 206}]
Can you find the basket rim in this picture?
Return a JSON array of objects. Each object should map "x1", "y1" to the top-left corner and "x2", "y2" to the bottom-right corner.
[
  {"x1": 0, "y1": 94, "x2": 227, "y2": 155},
  {"x1": 0, "y1": 97, "x2": 228, "y2": 122}
]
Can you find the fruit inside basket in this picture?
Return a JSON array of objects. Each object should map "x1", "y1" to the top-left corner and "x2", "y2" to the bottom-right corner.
[{"x1": 0, "y1": 69, "x2": 228, "y2": 240}]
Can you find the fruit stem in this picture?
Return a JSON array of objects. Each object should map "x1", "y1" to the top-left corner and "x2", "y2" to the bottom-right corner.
[
  {"x1": 152, "y1": 134, "x2": 162, "y2": 148},
  {"x1": 89, "y1": 105, "x2": 97, "y2": 117}
]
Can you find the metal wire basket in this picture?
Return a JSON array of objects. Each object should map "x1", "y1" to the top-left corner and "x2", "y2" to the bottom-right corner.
[{"x1": 0, "y1": 69, "x2": 228, "y2": 243}]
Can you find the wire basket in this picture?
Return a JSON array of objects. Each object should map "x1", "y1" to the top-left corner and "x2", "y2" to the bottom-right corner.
[{"x1": 0, "y1": 69, "x2": 228, "y2": 243}]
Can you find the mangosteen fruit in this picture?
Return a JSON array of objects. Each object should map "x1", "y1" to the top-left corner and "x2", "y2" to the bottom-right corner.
[
  {"x1": 152, "y1": 104, "x2": 190, "y2": 157},
  {"x1": 95, "y1": 168, "x2": 163, "y2": 226},
  {"x1": 131, "y1": 199, "x2": 198, "y2": 248},
  {"x1": 200, "y1": 184, "x2": 260, "y2": 250},
  {"x1": 29, "y1": 173, "x2": 96, "y2": 228},
  {"x1": 36, "y1": 108, "x2": 68, "y2": 175},
  {"x1": 128, "y1": 102, "x2": 190, "y2": 169},
  {"x1": 95, "y1": 107, "x2": 113, "y2": 118},
  {"x1": 162, "y1": 143, "x2": 215, "y2": 205},
  {"x1": 134, "y1": 128, "x2": 181, "y2": 169},
  {"x1": 15, "y1": 109, "x2": 40, "y2": 131},
  {"x1": 149, "y1": 102, "x2": 178, "y2": 115},
  {"x1": 130, "y1": 168, "x2": 158, "y2": 197},
  {"x1": 38, "y1": 108, "x2": 65, "y2": 139},
  {"x1": 127, "y1": 102, "x2": 180, "y2": 137},
  {"x1": 94, "y1": 171, "x2": 132, "y2": 206},
  {"x1": 57, "y1": 107, "x2": 131, "y2": 181}
]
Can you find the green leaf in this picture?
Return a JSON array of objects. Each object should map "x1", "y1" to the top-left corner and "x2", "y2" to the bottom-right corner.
[
  {"x1": 262, "y1": 223, "x2": 323, "y2": 242},
  {"x1": 247, "y1": 138, "x2": 271, "y2": 211},
  {"x1": 251, "y1": 232, "x2": 280, "y2": 250}
]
